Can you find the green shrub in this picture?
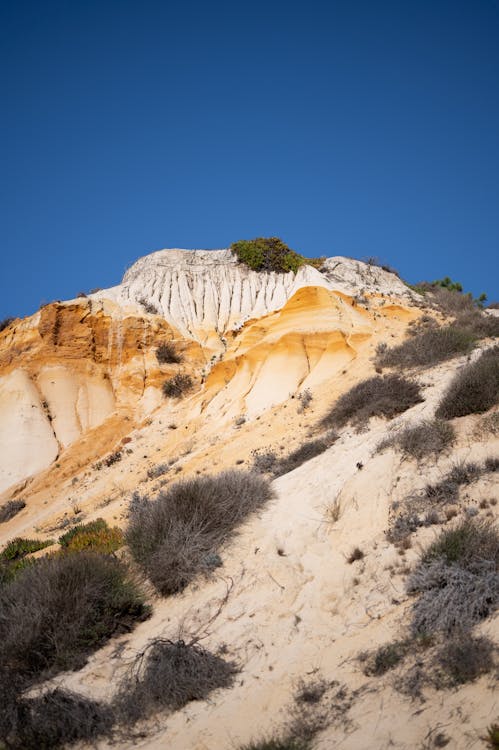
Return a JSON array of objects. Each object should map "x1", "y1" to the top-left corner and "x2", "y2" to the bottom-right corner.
[
  {"x1": 482, "y1": 724, "x2": 499, "y2": 749},
  {"x1": 162, "y1": 373, "x2": 193, "y2": 398},
  {"x1": 231, "y1": 237, "x2": 322, "y2": 274},
  {"x1": 320, "y1": 374, "x2": 423, "y2": 430},
  {"x1": 0, "y1": 499, "x2": 25, "y2": 523},
  {"x1": 59, "y1": 518, "x2": 107, "y2": 547},
  {"x1": 126, "y1": 471, "x2": 274, "y2": 595},
  {"x1": 0, "y1": 551, "x2": 149, "y2": 684},
  {"x1": 378, "y1": 419, "x2": 455, "y2": 460},
  {"x1": 156, "y1": 342, "x2": 182, "y2": 364},
  {"x1": 59, "y1": 519, "x2": 124, "y2": 554},
  {"x1": 436, "y1": 346, "x2": 499, "y2": 419},
  {"x1": 1, "y1": 537, "x2": 54, "y2": 561}
]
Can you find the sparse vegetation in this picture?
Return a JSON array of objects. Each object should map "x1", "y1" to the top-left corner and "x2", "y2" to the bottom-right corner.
[
  {"x1": 297, "y1": 389, "x2": 313, "y2": 413},
  {"x1": 320, "y1": 374, "x2": 422, "y2": 430},
  {"x1": 0, "y1": 316, "x2": 14, "y2": 332},
  {"x1": 378, "y1": 419, "x2": 455, "y2": 460},
  {"x1": 238, "y1": 739, "x2": 310, "y2": 750},
  {"x1": 434, "y1": 634, "x2": 496, "y2": 687},
  {"x1": 59, "y1": 518, "x2": 123, "y2": 554},
  {"x1": 126, "y1": 471, "x2": 274, "y2": 595},
  {"x1": 482, "y1": 724, "x2": 499, "y2": 749},
  {"x1": 360, "y1": 640, "x2": 410, "y2": 676},
  {"x1": 375, "y1": 326, "x2": 476, "y2": 369},
  {"x1": 115, "y1": 639, "x2": 237, "y2": 724},
  {"x1": 273, "y1": 434, "x2": 338, "y2": 477},
  {"x1": 231, "y1": 237, "x2": 323, "y2": 274},
  {"x1": 147, "y1": 462, "x2": 171, "y2": 479},
  {"x1": 0, "y1": 551, "x2": 148, "y2": 685},
  {"x1": 162, "y1": 373, "x2": 193, "y2": 398},
  {"x1": 1, "y1": 688, "x2": 114, "y2": 750},
  {"x1": 435, "y1": 346, "x2": 499, "y2": 419},
  {"x1": 138, "y1": 297, "x2": 159, "y2": 315},
  {"x1": 347, "y1": 547, "x2": 364, "y2": 564},
  {"x1": 0, "y1": 499, "x2": 25, "y2": 523},
  {"x1": 407, "y1": 518, "x2": 499, "y2": 634},
  {"x1": 156, "y1": 341, "x2": 182, "y2": 364},
  {"x1": 1, "y1": 537, "x2": 53, "y2": 561}
]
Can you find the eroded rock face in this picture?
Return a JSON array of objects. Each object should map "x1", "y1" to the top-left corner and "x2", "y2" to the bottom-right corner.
[
  {"x1": 0, "y1": 248, "x2": 418, "y2": 495},
  {"x1": 0, "y1": 298, "x2": 204, "y2": 494},
  {"x1": 94, "y1": 249, "x2": 415, "y2": 345}
]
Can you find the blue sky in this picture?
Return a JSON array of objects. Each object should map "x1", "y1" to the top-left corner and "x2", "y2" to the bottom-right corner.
[{"x1": 1, "y1": 0, "x2": 499, "y2": 319}]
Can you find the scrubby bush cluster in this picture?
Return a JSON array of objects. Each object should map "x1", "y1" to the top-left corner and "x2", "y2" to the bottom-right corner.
[
  {"x1": 126, "y1": 471, "x2": 274, "y2": 595},
  {"x1": 375, "y1": 326, "x2": 476, "y2": 369},
  {"x1": 231, "y1": 237, "x2": 323, "y2": 275},
  {"x1": 115, "y1": 639, "x2": 237, "y2": 724},
  {"x1": 320, "y1": 374, "x2": 422, "y2": 430},
  {"x1": 59, "y1": 518, "x2": 124, "y2": 554},
  {"x1": 162, "y1": 373, "x2": 193, "y2": 398},
  {"x1": 407, "y1": 518, "x2": 498, "y2": 635},
  {"x1": 436, "y1": 345, "x2": 499, "y2": 419},
  {"x1": 138, "y1": 297, "x2": 159, "y2": 315},
  {"x1": 252, "y1": 433, "x2": 337, "y2": 477},
  {"x1": 0, "y1": 499, "x2": 25, "y2": 523},
  {"x1": 378, "y1": 419, "x2": 455, "y2": 460},
  {"x1": 156, "y1": 341, "x2": 182, "y2": 364}
]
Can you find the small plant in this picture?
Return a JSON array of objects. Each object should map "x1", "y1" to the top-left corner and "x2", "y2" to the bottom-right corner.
[
  {"x1": 126, "y1": 471, "x2": 274, "y2": 595},
  {"x1": 1, "y1": 537, "x2": 53, "y2": 561},
  {"x1": 435, "y1": 633, "x2": 495, "y2": 687},
  {"x1": 297, "y1": 389, "x2": 313, "y2": 413},
  {"x1": 147, "y1": 463, "x2": 171, "y2": 479},
  {"x1": 360, "y1": 639, "x2": 410, "y2": 676},
  {"x1": 0, "y1": 499, "x2": 26, "y2": 523},
  {"x1": 156, "y1": 341, "x2": 182, "y2": 364},
  {"x1": 162, "y1": 373, "x2": 193, "y2": 398},
  {"x1": 347, "y1": 547, "x2": 364, "y2": 564},
  {"x1": 115, "y1": 639, "x2": 237, "y2": 724},
  {"x1": 436, "y1": 346, "x2": 499, "y2": 419},
  {"x1": 238, "y1": 739, "x2": 310, "y2": 750},
  {"x1": 0, "y1": 317, "x2": 14, "y2": 332},
  {"x1": 61, "y1": 523, "x2": 124, "y2": 554},
  {"x1": 252, "y1": 448, "x2": 278, "y2": 474},
  {"x1": 320, "y1": 374, "x2": 423, "y2": 430},
  {"x1": 138, "y1": 297, "x2": 159, "y2": 315},
  {"x1": 105, "y1": 450, "x2": 122, "y2": 467},
  {"x1": 482, "y1": 723, "x2": 499, "y2": 749},
  {"x1": 273, "y1": 433, "x2": 338, "y2": 477},
  {"x1": 378, "y1": 420, "x2": 455, "y2": 460}
]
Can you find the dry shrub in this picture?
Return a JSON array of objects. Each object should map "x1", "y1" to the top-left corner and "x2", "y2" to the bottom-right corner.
[
  {"x1": 378, "y1": 419, "x2": 455, "y2": 460},
  {"x1": 360, "y1": 640, "x2": 410, "y2": 676},
  {"x1": 0, "y1": 552, "x2": 148, "y2": 684},
  {"x1": 453, "y1": 310, "x2": 499, "y2": 338},
  {"x1": 407, "y1": 519, "x2": 499, "y2": 634},
  {"x1": 0, "y1": 499, "x2": 25, "y2": 523},
  {"x1": 435, "y1": 634, "x2": 496, "y2": 687},
  {"x1": 126, "y1": 471, "x2": 274, "y2": 595},
  {"x1": 238, "y1": 739, "x2": 310, "y2": 750},
  {"x1": 115, "y1": 639, "x2": 237, "y2": 724},
  {"x1": 252, "y1": 448, "x2": 278, "y2": 474},
  {"x1": 162, "y1": 373, "x2": 193, "y2": 398},
  {"x1": 321, "y1": 374, "x2": 423, "y2": 430},
  {"x1": 436, "y1": 345, "x2": 499, "y2": 419},
  {"x1": 1, "y1": 688, "x2": 114, "y2": 750},
  {"x1": 156, "y1": 342, "x2": 182, "y2": 364},
  {"x1": 375, "y1": 326, "x2": 476, "y2": 369},
  {"x1": 273, "y1": 433, "x2": 338, "y2": 477},
  {"x1": 474, "y1": 411, "x2": 499, "y2": 439}
]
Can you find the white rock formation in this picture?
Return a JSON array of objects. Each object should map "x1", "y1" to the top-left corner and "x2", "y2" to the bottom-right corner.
[{"x1": 93, "y1": 249, "x2": 415, "y2": 344}]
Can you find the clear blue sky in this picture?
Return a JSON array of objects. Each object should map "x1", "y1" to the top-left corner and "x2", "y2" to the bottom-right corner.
[{"x1": 2, "y1": 0, "x2": 499, "y2": 319}]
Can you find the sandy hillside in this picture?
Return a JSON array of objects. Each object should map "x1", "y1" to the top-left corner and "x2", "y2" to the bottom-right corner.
[{"x1": 0, "y1": 249, "x2": 497, "y2": 750}]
